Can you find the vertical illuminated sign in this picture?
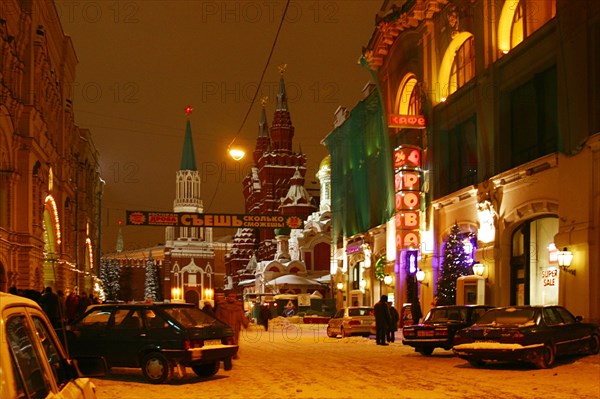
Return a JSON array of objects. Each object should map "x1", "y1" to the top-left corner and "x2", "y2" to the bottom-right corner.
[{"x1": 394, "y1": 145, "x2": 422, "y2": 251}]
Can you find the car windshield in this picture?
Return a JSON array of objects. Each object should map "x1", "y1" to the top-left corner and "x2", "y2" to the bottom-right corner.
[
  {"x1": 477, "y1": 308, "x2": 537, "y2": 326},
  {"x1": 163, "y1": 307, "x2": 227, "y2": 328},
  {"x1": 425, "y1": 308, "x2": 467, "y2": 322},
  {"x1": 348, "y1": 308, "x2": 373, "y2": 317}
]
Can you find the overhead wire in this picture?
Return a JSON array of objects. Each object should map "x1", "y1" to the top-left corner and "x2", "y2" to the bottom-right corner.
[{"x1": 206, "y1": 0, "x2": 291, "y2": 212}]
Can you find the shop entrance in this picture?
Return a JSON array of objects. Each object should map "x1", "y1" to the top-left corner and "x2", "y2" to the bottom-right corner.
[{"x1": 510, "y1": 216, "x2": 559, "y2": 306}]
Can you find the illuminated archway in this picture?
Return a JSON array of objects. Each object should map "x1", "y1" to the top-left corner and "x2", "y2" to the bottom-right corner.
[
  {"x1": 438, "y1": 31, "x2": 474, "y2": 101},
  {"x1": 43, "y1": 195, "x2": 61, "y2": 287},
  {"x1": 394, "y1": 74, "x2": 419, "y2": 115}
]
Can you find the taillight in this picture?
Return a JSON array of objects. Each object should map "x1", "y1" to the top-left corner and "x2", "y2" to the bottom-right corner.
[
  {"x1": 349, "y1": 320, "x2": 360, "y2": 326},
  {"x1": 403, "y1": 328, "x2": 415, "y2": 336},
  {"x1": 435, "y1": 328, "x2": 448, "y2": 336},
  {"x1": 184, "y1": 339, "x2": 203, "y2": 349},
  {"x1": 511, "y1": 331, "x2": 525, "y2": 344}
]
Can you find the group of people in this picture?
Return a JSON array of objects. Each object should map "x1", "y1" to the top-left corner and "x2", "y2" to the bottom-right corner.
[
  {"x1": 373, "y1": 294, "x2": 400, "y2": 345},
  {"x1": 9, "y1": 285, "x2": 100, "y2": 328}
]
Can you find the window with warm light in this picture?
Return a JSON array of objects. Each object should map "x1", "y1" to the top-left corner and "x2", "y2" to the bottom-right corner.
[{"x1": 448, "y1": 36, "x2": 475, "y2": 97}]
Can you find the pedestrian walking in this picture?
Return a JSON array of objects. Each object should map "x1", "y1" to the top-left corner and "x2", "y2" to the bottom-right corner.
[
  {"x1": 258, "y1": 302, "x2": 271, "y2": 331},
  {"x1": 374, "y1": 295, "x2": 392, "y2": 346},
  {"x1": 76, "y1": 291, "x2": 92, "y2": 317},
  {"x1": 202, "y1": 301, "x2": 216, "y2": 317},
  {"x1": 40, "y1": 287, "x2": 61, "y2": 328},
  {"x1": 387, "y1": 302, "x2": 399, "y2": 343},
  {"x1": 216, "y1": 293, "x2": 249, "y2": 358},
  {"x1": 65, "y1": 290, "x2": 79, "y2": 322}
]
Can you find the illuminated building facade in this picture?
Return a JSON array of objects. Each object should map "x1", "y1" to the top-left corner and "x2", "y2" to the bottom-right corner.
[
  {"x1": 359, "y1": 0, "x2": 599, "y2": 322},
  {"x1": 0, "y1": 0, "x2": 102, "y2": 293}
]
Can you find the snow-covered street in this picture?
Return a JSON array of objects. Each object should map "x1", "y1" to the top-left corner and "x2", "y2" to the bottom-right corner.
[{"x1": 91, "y1": 319, "x2": 599, "y2": 399}]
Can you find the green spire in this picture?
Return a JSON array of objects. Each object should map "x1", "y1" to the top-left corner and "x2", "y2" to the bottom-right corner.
[{"x1": 180, "y1": 119, "x2": 197, "y2": 171}]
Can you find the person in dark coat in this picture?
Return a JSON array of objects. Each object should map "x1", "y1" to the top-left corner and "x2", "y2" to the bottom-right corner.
[
  {"x1": 65, "y1": 290, "x2": 79, "y2": 322},
  {"x1": 387, "y1": 302, "x2": 399, "y2": 343},
  {"x1": 216, "y1": 293, "x2": 249, "y2": 358},
  {"x1": 258, "y1": 303, "x2": 271, "y2": 331},
  {"x1": 40, "y1": 287, "x2": 60, "y2": 328},
  {"x1": 374, "y1": 295, "x2": 392, "y2": 346},
  {"x1": 202, "y1": 301, "x2": 215, "y2": 317},
  {"x1": 76, "y1": 291, "x2": 92, "y2": 317}
]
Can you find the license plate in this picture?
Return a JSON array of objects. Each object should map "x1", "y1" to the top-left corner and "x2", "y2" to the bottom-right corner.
[
  {"x1": 417, "y1": 330, "x2": 434, "y2": 336},
  {"x1": 204, "y1": 339, "x2": 222, "y2": 346}
]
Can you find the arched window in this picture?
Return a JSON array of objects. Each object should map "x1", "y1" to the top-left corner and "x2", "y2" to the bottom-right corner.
[
  {"x1": 395, "y1": 74, "x2": 421, "y2": 116},
  {"x1": 498, "y1": 0, "x2": 556, "y2": 54},
  {"x1": 448, "y1": 36, "x2": 475, "y2": 96},
  {"x1": 438, "y1": 32, "x2": 474, "y2": 102}
]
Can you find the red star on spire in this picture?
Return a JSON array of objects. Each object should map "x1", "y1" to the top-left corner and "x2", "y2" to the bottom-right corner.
[{"x1": 185, "y1": 105, "x2": 193, "y2": 115}]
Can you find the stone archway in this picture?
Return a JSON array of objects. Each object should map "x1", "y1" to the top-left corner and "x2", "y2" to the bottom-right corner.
[{"x1": 185, "y1": 289, "x2": 200, "y2": 307}]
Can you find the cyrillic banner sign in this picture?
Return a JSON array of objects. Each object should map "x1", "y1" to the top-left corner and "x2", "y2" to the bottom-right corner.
[{"x1": 126, "y1": 211, "x2": 304, "y2": 229}]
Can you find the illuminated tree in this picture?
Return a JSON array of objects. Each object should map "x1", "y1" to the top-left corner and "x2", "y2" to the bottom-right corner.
[
  {"x1": 100, "y1": 258, "x2": 121, "y2": 301},
  {"x1": 436, "y1": 223, "x2": 474, "y2": 305},
  {"x1": 144, "y1": 254, "x2": 160, "y2": 301}
]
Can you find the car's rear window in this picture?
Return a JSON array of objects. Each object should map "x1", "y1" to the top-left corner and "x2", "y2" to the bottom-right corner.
[
  {"x1": 348, "y1": 308, "x2": 373, "y2": 317},
  {"x1": 425, "y1": 308, "x2": 467, "y2": 322},
  {"x1": 477, "y1": 308, "x2": 536, "y2": 326},
  {"x1": 162, "y1": 307, "x2": 228, "y2": 328}
]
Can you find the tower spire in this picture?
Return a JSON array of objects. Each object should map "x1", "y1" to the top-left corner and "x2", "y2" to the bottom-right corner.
[
  {"x1": 276, "y1": 64, "x2": 288, "y2": 111},
  {"x1": 180, "y1": 106, "x2": 197, "y2": 171}
]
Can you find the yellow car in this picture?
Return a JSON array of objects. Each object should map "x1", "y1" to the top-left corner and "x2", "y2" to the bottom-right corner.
[{"x1": 0, "y1": 292, "x2": 106, "y2": 399}]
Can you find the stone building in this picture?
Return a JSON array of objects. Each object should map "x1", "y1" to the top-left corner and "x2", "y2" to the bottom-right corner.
[
  {"x1": 0, "y1": 0, "x2": 102, "y2": 294},
  {"x1": 329, "y1": 0, "x2": 599, "y2": 323}
]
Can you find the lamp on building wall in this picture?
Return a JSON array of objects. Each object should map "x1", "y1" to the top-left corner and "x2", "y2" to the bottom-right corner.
[
  {"x1": 415, "y1": 269, "x2": 428, "y2": 287},
  {"x1": 472, "y1": 263, "x2": 485, "y2": 276},
  {"x1": 383, "y1": 275, "x2": 393, "y2": 285},
  {"x1": 336, "y1": 282, "x2": 344, "y2": 290},
  {"x1": 557, "y1": 248, "x2": 575, "y2": 275}
]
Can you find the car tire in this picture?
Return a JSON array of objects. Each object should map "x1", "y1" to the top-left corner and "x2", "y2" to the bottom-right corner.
[
  {"x1": 326, "y1": 326, "x2": 337, "y2": 338},
  {"x1": 535, "y1": 344, "x2": 555, "y2": 369},
  {"x1": 468, "y1": 359, "x2": 485, "y2": 367},
  {"x1": 341, "y1": 327, "x2": 350, "y2": 338},
  {"x1": 192, "y1": 361, "x2": 220, "y2": 378},
  {"x1": 417, "y1": 347, "x2": 434, "y2": 356},
  {"x1": 587, "y1": 334, "x2": 600, "y2": 355},
  {"x1": 223, "y1": 357, "x2": 233, "y2": 371},
  {"x1": 141, "y1": 352, "x2": 171, "y2": 384}
]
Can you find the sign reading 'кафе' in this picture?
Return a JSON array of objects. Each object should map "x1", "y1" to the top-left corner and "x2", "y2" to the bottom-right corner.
[{"x1": 126, "y1": 210, "x2": 304, "y2": 229}]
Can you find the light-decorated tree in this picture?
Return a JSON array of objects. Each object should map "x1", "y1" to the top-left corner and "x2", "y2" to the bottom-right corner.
[
  {"x1": 144, "y1": 254, "x2": 159, "y2": 301},
  {"x1": 99, "y1": 258, "x2": 121, "y2": 301},
  {"x1": 435, "y1": 223, "x2": 475, "y2": 306}
]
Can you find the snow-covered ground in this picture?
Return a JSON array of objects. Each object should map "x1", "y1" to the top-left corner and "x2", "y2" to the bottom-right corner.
[{"x1": 91, "y1": 318, "x2": 599, "y2": 399}]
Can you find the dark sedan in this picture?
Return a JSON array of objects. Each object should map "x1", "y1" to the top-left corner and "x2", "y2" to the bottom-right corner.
[
  {"x1": 453, "y1": 305, "x2": 600, "y2": 368},
  {"x1": 402, "y1": 305, "x2": 492, "y2": 355},
  {"x1": 65, "y1": 302, "x2": 238, "y2": 383}
]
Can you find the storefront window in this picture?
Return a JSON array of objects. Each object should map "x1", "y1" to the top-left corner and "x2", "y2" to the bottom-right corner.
[{"x1": 510, "y1": 216, "x2": 559, "y2": 306}]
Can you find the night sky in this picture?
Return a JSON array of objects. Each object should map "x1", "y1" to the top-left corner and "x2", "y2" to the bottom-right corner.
[{"x1": 56, "y1": 0, "x2": 382, "y2": 252}]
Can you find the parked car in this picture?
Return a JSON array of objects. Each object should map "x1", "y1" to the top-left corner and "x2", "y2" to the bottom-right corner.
[
  {"x1": 65, "y1": 301, "x2": 238, "y2": 383},
  {"x1": 327, "y1": 306, "x2": 375, "y2": 338},
  {"x1": 402, "y1": 305, "x2": 493, "y2": 355},
  {"x1": 0, "y1": 292, "x2": 106, "y2": 399},
  {"x1": 453, "y1": 305, "x2": 600, "y2": 368}
]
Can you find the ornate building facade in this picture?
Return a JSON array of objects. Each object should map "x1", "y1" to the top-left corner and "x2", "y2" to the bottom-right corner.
[
  {"x1": 330, "y1": 0, "x2": 599, "y2": 323},
  {"x1": 225, "y1": 72, "x2": 318, "y2": 290},
  {"x1": 0, "y1": 0, "x2": 102, "y2": 294}
]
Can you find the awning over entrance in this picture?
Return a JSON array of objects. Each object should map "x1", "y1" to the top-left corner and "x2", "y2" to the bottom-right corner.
[
  {"x1": 238, "y1": 279, "x2": 256, "y2": 286},
  {"x1": 267, "y1": 275, "x2": 324, "y2": 286}
]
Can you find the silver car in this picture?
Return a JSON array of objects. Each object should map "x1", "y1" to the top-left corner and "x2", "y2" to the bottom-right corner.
[{"x1": 327, "y1": 307, "x2": 375, "y2": 338}]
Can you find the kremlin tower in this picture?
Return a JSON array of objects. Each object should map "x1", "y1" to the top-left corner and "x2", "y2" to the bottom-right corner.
[{"x1": 226, "y1": 69, "x2": 317, "y2": 289}]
